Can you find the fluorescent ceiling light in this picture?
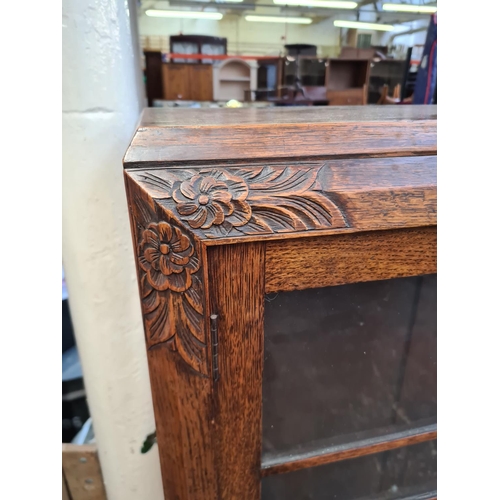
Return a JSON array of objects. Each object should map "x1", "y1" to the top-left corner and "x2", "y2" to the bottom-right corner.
[
  {"x1": 145, "y1": 10, "x2": 223, "y2": 20},
  {"x1": 245, "y1": 15, "x2": 312, "y2": 24},
  {"x1": 334, "y1": 20, "x2": 394, "y2": 31},
  {"x1": 382, "y1": 3, "x2": 437, "y2": 13},
  {"x1": 273, "y1": 0, "x2": 357, "y2": 8}
]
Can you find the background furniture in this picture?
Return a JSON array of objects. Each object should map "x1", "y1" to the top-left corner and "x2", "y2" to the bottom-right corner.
[
  {"x1": 368, "y1": 59, "x2": 407, "y2": 103},
  {"x1": 278, "y1": 56, "x2": 370, "y2": 105},
  {"x1": 212, "y1": 58, "x2": 258, "y2": 101},
  {"x1": 377, "y1": 83, "x2": 401, "y2": 104},
  {"x1": 339, "y1": 46, "x2": 377, "y2": 59},
  {"x1": 326, "y1": 58, "x2": 370, "y2": 105},
  {"x1": 328, "y1": 84, "x2": 367, "y2": 105},
  {"x1": 282, "y1": 56, "x2": 327, "y2": 87},
  {"x1": 162, "y1": 63, "x2": 213, "y2": 101},
  {"x1": 170, "y1": 35, "x2": 227, "y2": 64},
  {"x1": 143, "y1": 51, "x2": 163, "y2": 107},
  {"x1": 285, "y1": 44, "x2": 317, "y2": 56},
  {"x1": 124, "y1": 106, "x2": 437, "y2": 500},
  {"x1": 257, "y1": 58, "x2": 282, "y2": 98}
]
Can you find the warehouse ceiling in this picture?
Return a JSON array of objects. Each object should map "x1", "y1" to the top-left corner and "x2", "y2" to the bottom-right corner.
[{"x1": 148, "y1": 0, "x2": 437, "y2": 24}]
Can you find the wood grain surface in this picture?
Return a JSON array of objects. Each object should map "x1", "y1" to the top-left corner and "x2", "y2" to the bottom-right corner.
[
  {"x1": 265, "y1": 227, "x2": 437, "y2": 293},
  {"x1": 208, "y1": 243, "x2": 265, "y2": 500},
  {"x1": 62, "y1": 444, "x2": 107, "y2": 500},
  {"x1": 124, "y1": 106, "x2": 436, "y2": 166},
  {"x1": 147, "y1": 345, "x2": 218, "y2": 500},
  {"x1": 62, "y1": 473, "x2": 71, "y2": 500},
  {"x1": 135, "y1": 106, "x2": 436, "y2": 128}
]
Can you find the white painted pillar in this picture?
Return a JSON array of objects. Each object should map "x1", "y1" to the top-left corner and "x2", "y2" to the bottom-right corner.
[{"x1": 62, "y1": 0, "x2": 164, "y2": 499}]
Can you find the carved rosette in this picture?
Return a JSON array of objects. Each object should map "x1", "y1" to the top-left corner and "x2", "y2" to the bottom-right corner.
[
  {"x1": 139, "y1": 222, "x2": 199, "y2": 293},
  {"x1": 136, "y1": 219, "x2": 207, "y2": 376},
  {"x1": 134, "y1": 165, "x2": 347, "y2": 239}
]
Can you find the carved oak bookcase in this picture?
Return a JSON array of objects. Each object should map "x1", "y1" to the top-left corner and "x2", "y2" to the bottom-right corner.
[{"x1": 124, "y1": 107, "x2": 437, "y2": 500}]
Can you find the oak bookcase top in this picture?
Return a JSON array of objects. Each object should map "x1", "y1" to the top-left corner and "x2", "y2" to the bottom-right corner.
[{"x1": 124, "y1": 105, "x2": 437, "y2": 166}]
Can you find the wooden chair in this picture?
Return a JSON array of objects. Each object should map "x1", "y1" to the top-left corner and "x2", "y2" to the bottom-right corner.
[{"x1": 377, "y1": 84, "x2": 412, "y2": 104}]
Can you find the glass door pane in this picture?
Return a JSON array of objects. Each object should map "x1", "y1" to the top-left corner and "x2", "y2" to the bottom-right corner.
[
  {"x1": 262, "y1": 275, "x2": 437, "y2": 457},
  {"x1": 262, "y1": 441, "x2": 437, "y2": 500}
]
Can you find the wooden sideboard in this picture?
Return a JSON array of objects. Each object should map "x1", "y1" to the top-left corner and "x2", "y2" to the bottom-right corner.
[
  {"x1": 123, "y1": 106, "x2": 437, "y2": 500},
  {"x1": 162, "y1": 63, "x2": 213, "y2": 101}
]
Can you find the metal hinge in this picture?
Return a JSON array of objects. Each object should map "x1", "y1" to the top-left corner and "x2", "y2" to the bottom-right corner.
[{"x1": 210, "y1": 314, "x2": 219, "y2": 382}]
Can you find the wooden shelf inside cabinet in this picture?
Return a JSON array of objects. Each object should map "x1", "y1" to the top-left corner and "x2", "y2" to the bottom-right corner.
[{"x1": 123, "y1": 106, "x2": 437, "y2": 500}]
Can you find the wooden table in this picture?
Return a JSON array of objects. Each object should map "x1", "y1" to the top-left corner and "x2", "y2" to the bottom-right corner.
[{"x1": 124, "y1": 106, "x2": 437, "y2": 500}]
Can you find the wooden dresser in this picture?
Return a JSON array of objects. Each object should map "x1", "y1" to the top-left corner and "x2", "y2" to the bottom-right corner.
[{"x1": 123, "y1": 106, "x2": 437, "y2": 500}]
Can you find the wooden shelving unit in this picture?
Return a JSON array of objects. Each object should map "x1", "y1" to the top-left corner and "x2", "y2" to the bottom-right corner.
[{"x1": 213, "y1": 58, "x2": 258, "y2": 101}]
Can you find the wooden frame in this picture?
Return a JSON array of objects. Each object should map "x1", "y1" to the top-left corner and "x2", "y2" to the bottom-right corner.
[{"x1": 124, "y1": 107, "x2": 437, "y2": 500}]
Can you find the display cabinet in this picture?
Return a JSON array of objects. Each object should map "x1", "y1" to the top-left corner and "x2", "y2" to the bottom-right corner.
[{"x1": 123, "y1": 106, "x2": 437, "y2": 500}]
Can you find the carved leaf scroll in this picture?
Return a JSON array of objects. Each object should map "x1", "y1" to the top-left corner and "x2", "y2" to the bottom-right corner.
[
  {"x1": 134, "y1": 206, "x2": 207, "y2": 376},
  {"x1": 134, "y1": 165, "x2": 347, "y2": 239}
]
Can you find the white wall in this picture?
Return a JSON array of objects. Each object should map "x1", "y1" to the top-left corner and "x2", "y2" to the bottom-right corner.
[
  {"x1": 376, "y1": 18, "x2": 429, "y2": 48},
  {"x1": 139, "y1": 14, "x2": 343, "y2": 56},
  {"x1": 62, "y1": 0, "x2": 164, "y2": 498},
  {"x1": 139, "y1": 6, "x2": 428, "y2": 58}
]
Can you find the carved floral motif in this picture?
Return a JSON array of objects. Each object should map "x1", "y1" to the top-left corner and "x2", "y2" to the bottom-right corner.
[
  {"x1": 135, "y1": 165, "x2": 347, "y2": 239},
  {"x1": 172, "y1": 171, "x2": 251, "y2": 230},
  {"x1": 130, "y1": 163, "x2": 348, "y2": 374},
  {"x1": 139, "y1": 221, "x2": 199, "y2": 292},
  {"x1": 135, "y1": 215, "x2": 206, "y2": 376}
]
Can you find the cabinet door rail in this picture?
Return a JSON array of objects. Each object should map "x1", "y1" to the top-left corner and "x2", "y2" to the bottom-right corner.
[{"x1": 261, "y1": 423, "x2": 437, "y2": 476}]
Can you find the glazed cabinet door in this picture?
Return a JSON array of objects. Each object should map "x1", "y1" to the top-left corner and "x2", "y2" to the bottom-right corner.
[
  {"x1": 205, "y1": 227, "x2": 437, "y2": 500},
  {"x1": 261, "y1": 273, "x2": 437, "y2": 499}
]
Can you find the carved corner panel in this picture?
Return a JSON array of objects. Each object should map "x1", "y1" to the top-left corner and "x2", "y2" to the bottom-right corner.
[
  {"x1": 129, "y1": 164, "x2": 348, "y2": 240},
  {"x1": 127, "y1": 186, "x2": 209, "y2": 377},
  {"x1": 125, "y1": 162, "x2": 349, "y2": 375}
]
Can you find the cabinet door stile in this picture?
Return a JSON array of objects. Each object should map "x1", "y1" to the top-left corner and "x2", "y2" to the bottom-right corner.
[
  {"x1": 208, "y1": 242, "x2": 266, "y2": 500},
  {"x1": 125, "y1": 175, "x2": 219, "y2": 500}
]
